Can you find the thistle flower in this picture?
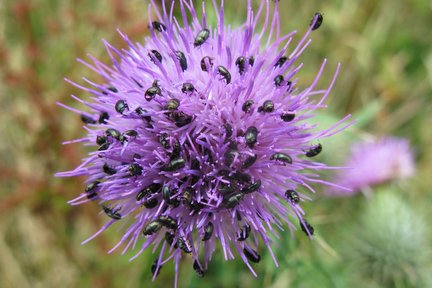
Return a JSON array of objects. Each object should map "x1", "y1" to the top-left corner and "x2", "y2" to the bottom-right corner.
[
  {"x1": 346, "y1": 190, "x2": 430, "y2": 287},
  {"x1": 327, "y1": 137, "x2": 415, "y2": 196},
  {"x1": 57, "y1": 0, "x2": 351, "y2": 284}
]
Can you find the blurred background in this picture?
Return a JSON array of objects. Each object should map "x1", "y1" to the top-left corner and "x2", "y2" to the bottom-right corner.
[{"x1": 1, "y1": 0, "x2": 431, "y2": 287}]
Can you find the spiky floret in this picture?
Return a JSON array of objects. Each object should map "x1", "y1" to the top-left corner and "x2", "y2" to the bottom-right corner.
[
  {"x1": 57, "y1": 0, "x2": 351, "y2": 285},
  {"x1": 347, "y1": 191, "x2": 429, "y2": 287}
]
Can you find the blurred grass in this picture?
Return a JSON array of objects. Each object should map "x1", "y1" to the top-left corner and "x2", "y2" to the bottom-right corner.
[{"x1": 1, "y1": 0, "x2": 431, "y2": 287}]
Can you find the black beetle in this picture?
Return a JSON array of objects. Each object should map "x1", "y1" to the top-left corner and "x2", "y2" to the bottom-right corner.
[
  {"x1": 248, "y1": 56, "x2": 255, "y2": 66},
  {"x1": 242, "y1": 100, "x2": 254, "y2": 113},
  {"x1": 175, "y1": 50, "x2": 187, "y2": 71},
  {"x1": 224, "y1": 193, "x2": 244, "y2": 209},
  {"x1": 200, "y1": 56, "x2": 214, "y2": 71},
  {"x1": 164, "y1": 158, "x2": 186, "y2": 172},
  {"x1": 128, "y1": 163, "x2": 143, "y2": 176},
  {"x1": 169, "y1": 111, "x2": 193, "y2": 127},
  {"x1": 151, "y1": 259, "x2": 162, "y2": 277},
  {"x1": 274, "y1": 56, "x2": 287, "y2": 68},
  {"x1": 258, "y1": 100, "x2": 274, "y2": 113},
  {"x1": 136, "y1": 184, "x2": 161, "y2": 201},
  {"x1": 310, "y1": 12, "x2": 323, "y2": 31},
  {"x1": 159, "y1": 216, "x2": 177, "y2": 230},
  {"x1": 241, "y1": 154, "x2": 257, "y2": 169},
  {"x1": 235, "y1": 56, "x2": 247, "y2": 75},
  {"x1": 270, "y1": 152, "x2": 292, "y2": 164},
  {"x1": 145, "y1": 86, "x2": 162, "y2": 101},
  {"x1": 103, "y1": 163, "x2": 117, "y2": 175},
  {"x1": 245, "y1": 126, "x2": 258, "y2": 148},
  {"x1": 80, "y1": 114, "x2": 96, "y2": 124},
  {"x1": 85, "y1": 181, "x2": 100, "y2": 199},
  {"x1": 143, "y1": 220, "x2": 163, "y2": 235},
  {"x1": 151, "y1": 21, "x2": 166, "y2": 32},
  {"x1": 115, "y1": 100, "x2": 128, "y2": 114},
  {"x1": 141, "y1": 198, "x2": 160, "y2": 209},
  {"x1": 105, "y1": 128, "x2": 121, "y2": 140},
  {"x1": 217, "y1": 66, "x2": 231, "y2": 84},
  {"x1": 300, "y1": 219, "x2": 315, "y2": 236},
  {"x1": 159, "y1": 133, "x2": 170, "y2": 149},
  {"x1": 274, "y1": 75, "x2": 284, "y2": 87},
  {"x1": 177, "y1": 237, "x2": 192, "y2": 253},
  {"x1": 98, "y1": 112, "x2": 110, "y2": 124},
  {"x1": 193, "y1": 260, "x2": 205, "y2": 277},
  {"x1": 305, "y1": 143, "x2": 322, "y2": 157},
  {"x1": 202, "y1": 222, "x2": 214, "y2": 241},
  {"x1": 224, "y1": 149, "x2": 239, "y2": 167},
  {"x1": 194, "y1": 28, "x2": 210, "y2": 47},
  {"x1": 237, "y1": 224, "x2": 251, "y2": 241},
  {"x1": 285, "y1": 189, "x2": 300, "y2": 204},
  {"x1": 243, "y1": 247, "x2": 261, "y2": 263},
  {"x1": 165, "y1": 231, "x2": 175, "y2": 245},
  {"x1": 165, "y1": 98, "x2": 180, "y2": 110},
  {"x1": 181, "y1": 83, "x2": 195, "y2": 94},
  {"x1": 280, "y1": 111, "x2": 295, "y2": 122},
  {"x1": 242, "y1": 179, "x2": 261, "y2": 194},
  {"x1": 102, "y1": 205, "x2": 122, "y2": 220},
  {"x1": 149, "y1": 49, "x2": 162, "y2": 63}
]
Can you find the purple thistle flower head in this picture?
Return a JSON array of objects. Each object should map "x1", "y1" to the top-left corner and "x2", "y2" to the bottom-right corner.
[
  {"x1": 57, "y1": 0, "x2": 351, "y2": 284},
  {"x1": 327, "y1": 137, "x2": 415, "y2": 196}
]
